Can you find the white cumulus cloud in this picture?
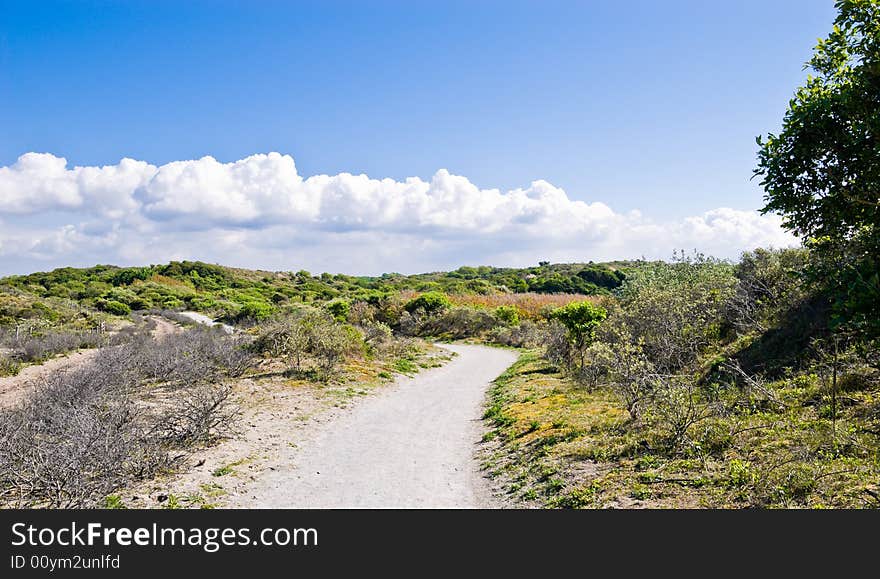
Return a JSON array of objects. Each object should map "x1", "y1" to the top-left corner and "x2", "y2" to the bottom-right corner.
[{"x1": 0, "y1": 152, "x2": 799, "y2": 275}]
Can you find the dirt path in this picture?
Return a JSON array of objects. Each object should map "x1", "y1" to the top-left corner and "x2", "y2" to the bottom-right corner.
[
  {"x1": 150, "y1": 316, "x2": 180, "y2": 339},
  {"x1": 229, "y1": 343, "x2": 517, "y2": 508}
]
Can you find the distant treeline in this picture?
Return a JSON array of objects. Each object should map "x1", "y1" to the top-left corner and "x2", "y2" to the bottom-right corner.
[{"x1": 0, "y1": 260, "x2": 627, "y2": 325}]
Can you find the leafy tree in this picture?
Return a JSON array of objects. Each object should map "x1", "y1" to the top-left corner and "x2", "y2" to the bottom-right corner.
[
  {"x1": 550, "y1": 301, "x2": 607, "y2": 370},
  {"x1": 756, "y1": 0, "x2": 880, "y2": 341}
]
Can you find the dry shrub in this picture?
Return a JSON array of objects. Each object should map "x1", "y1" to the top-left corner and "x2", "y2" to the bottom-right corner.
[
  {"x1": 136, "y1": 327, "x2": 254, "y2": 385},
  {"x1": 419, "y1": 307, "x2": 497, "y2": 339},
  {"x1": 254, "y1": 310, "x2": 364, "y2": 379},
  {"x1": 0, "y1": 360, "x2": 168, "y2": 507},
  {"x1": 543, "y1": 320, "x2": 574, "y2": 369},
  {"x1": 649, "y1": 377, "x2": 717, "y2": 450},
  {"x1": 154, "y1": 382, "x2": 239, "y2": 447},
  {"x1": 0, "y1": 328, "x2": 106, "y2": 363},
  {"x1": 0, "y1": 326, "x2": 250, "y2": 508},
  {"x1": 349, "y1": 301, "x2": 377, "y2": 325},
  {"x1": 488, "y1": 320, "x2": 547, "y2": 348}
]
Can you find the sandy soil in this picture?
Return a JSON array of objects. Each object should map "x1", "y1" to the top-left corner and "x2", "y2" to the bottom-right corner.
[
  {"x1": 178, "y1": 311, "x2": 234, "y2": 334},
  {"x1": 150, "y1": 316, "x2": 180, "y2": 339},
  {"x1": 229, "y1": 343, "x2": 517, "y2": 508}
]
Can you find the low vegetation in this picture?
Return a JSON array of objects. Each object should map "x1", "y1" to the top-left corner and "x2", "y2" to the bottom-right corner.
[
  {"x1": 481, "y1": 249, "x2": 879, "y2": 508},
  {"x1": 0, "y1": 322, "x2": 252, "y2": 507}
]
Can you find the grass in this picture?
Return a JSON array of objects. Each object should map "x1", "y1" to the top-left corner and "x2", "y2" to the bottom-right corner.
[
  {"x1": 103, "y1": 494, "x2": 126, "y2": 509},
  {"x1": 392, "y1": 358, "x2": 418, "y2": 374},
  {"x1": 447, "y1": 292, "x2": 599, "y2": 320},
  {"x1": 211, "y1": 465, "x2": 234, "y2": 477},
  {"x1": 211, "y1": 457, "x2": 251, "y2": 478},
  {"x1": 482, "y1": 350, "x2": 880, "y2": 508},
  {"x1": 0, "y1": 357, "x2": 20, "y2": 377},
  {"x1": 161, "y1": 490, "x2": 222, "y2": 509}
]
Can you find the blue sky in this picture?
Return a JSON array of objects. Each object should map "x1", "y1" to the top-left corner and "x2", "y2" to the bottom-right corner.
[{"x1": 0, "y1": 1, "x2": 833, "y2": 274}]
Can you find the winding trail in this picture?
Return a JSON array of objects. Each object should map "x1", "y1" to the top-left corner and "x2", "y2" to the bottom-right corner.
[{"x1": 232, "y1": 343, "x2": 517, "y2": 508}]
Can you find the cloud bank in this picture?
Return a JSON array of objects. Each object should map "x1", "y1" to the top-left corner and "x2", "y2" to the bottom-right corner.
[{"x1": 0, "y1": 152, "x2": 797, "y2": 275}]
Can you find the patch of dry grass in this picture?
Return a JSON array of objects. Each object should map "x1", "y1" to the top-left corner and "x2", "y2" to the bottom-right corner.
[{"x1": 447, "y1": 293, "x2": 599, "y2": 319}]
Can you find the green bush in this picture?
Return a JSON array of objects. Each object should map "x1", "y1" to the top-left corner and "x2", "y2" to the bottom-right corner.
[
  {"x1": 238, "y1": 301, "x2": 273, "y2": 320},
  {"x1": 404, "y1": 291, "x2": 451, "y2": 315},
  {"x1": 100, "y1": 300, "x2": 131, "y2": 316},
  {"x1": 494, "y1": 305, "x2": 520, "y2": 326},
  {"x1": 549, "y1": 301, "x2": 607, "y2": 370},
  {"x1": 110, "y1": 267, "x2": 152, "y2": 286},
  {"x1": 325, "y1": 299, "x2": 351, "y2": 322}
]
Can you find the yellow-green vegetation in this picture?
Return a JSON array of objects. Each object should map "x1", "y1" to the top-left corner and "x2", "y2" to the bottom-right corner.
[
  {"x1": 197, "y1": 483, "x2": 228, "y2": 508},
  {"x1": 159, "y1": 488, "x2": 224, "y2": 509},
  {"x1": 483, "y1": 351, "x2": 879, "y2": 508},
  {"x1": 392, "y1": 358, "x2": 418, "y2": 375},
  {"x1": 103, "y1": 494, "x2": 126, "y2": 509},
  {"x1": 211, "y1": 457, "x2": 251, "y2": 478}
]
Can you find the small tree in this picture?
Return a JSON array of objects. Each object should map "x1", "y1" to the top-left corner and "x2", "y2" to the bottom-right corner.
[{"x1": 549, "y1": 301, "x2": 607, "y2": 371}]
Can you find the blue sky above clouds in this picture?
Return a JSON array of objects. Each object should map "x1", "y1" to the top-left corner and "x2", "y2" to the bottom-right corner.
[{"x1": 0, "y1": 1, "x2": 833, "y2": 275}]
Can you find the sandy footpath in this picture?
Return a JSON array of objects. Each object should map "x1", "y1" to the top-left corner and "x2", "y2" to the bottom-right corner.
[{"x1": 229, "y1": 343, "x2": 517, "y2": 508}]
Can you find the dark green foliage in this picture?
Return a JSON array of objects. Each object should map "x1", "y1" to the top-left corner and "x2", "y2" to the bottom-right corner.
[
  {"x1": 756, "y1": 0, "x2": 880, "y2": 242},
  {"x1": 110, "y1": 267, "x2": 152, "y2": 286},
  {"x1": 325, "y1": 299, "x2": 351, "y2": 321},
  {"x1": 756, "y1": 0, "x2": 880, "y2": 344},
  {"x1": 577, "y1": 265, "x2": 625, "y2": 289},
  {"x1": 404, "y1": 291, "x2": 452, "y2": 314},
  {"x1": 732, "y1": 295, "x2": 832, "y2": 378}
]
